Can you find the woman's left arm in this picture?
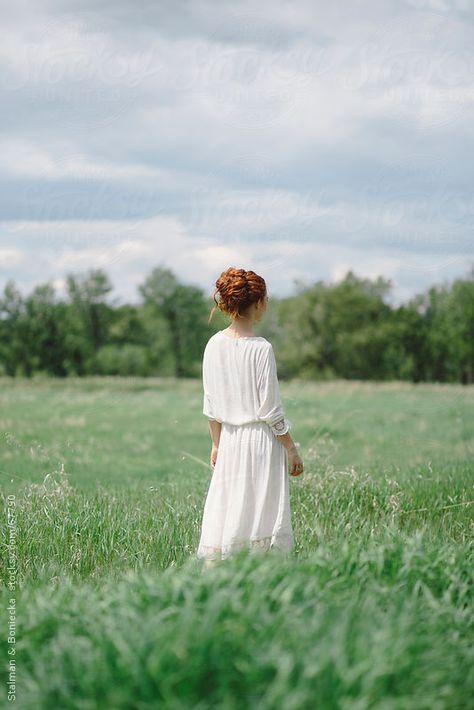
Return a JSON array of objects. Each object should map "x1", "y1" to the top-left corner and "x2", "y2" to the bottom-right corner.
[{"x1": 208, "y1": 419, "x2": 221, "y2": 468}]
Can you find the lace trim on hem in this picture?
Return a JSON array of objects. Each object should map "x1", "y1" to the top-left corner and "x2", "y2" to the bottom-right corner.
[{"x1": 197, "y1": 533, "x2": 293, "y2": 560}]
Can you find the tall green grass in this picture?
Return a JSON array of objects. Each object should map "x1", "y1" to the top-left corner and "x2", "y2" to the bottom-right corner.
[
  {"x1": 0, "y1": 377, "x2": 473, "y2": 708},
  {"x1": 5, "y1": 535, "x2": 474, "y2": 709},
  {"x1": 0, "y1": 456, "x2": 472, "y2": 586},
  {"x1": 1, "y1": 377, "x2": 472, "y2": 491}
]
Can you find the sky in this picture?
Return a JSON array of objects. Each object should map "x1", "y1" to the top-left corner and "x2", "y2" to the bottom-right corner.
[{"x1": 1, "y1": 0, "x2": 473, "y2": 307}]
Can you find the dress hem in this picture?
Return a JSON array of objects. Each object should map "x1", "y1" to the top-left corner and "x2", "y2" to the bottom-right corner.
[{"x1": 196, "y1": 532, "x2": 294, "y2": 561}]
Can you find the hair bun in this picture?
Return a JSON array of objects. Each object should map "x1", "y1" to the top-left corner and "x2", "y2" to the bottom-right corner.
[{"x1": 209, "y1": 267, "x2": 266, "y2": 321}]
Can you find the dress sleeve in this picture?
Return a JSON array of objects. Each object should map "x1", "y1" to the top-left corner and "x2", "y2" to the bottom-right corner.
[
  {"x1": 202, "y1": 344, "x2": 217, "y2": 421},
  {"x1": 256, "y1": 343, "x2": 291, "y2": 437}
]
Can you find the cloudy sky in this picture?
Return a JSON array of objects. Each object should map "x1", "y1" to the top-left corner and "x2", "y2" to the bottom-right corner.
[{"x1": 1, "y1": 0, "x2": 473, "y2": 306}]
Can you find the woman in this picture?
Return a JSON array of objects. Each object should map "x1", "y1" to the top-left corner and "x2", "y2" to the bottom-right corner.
[{"x1": 197, "y1": 267, "x2": 304, "y2": 568}]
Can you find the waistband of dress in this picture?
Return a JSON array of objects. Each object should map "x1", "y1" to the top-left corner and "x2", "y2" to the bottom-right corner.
[{"x1": 220, "y1": 419, "x2": 268, "y2": 429}]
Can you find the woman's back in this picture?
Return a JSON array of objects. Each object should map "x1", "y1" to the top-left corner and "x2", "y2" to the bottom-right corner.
[{"x1": 202, "y1": 329, "x2": 290, "y2": 436}]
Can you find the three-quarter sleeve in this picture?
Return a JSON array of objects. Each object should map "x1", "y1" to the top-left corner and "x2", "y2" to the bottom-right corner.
[
  {"x1": 202, "y1": 343, "x2": 217, "y2": 421},
  {"x1": 203, "y1": 393, "x2": 216, "y2": 420},
  {"x1": 256, "y1": 343, "x2": 291, "y2": 437}
]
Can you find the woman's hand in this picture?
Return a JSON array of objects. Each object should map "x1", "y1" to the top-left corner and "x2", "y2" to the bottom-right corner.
[
  {"x1": 210, "y1": 445, "x2": 219, "y2": 469},
  {"x1": 288, "y1": 445, "x2": 304, "y2": 477}
]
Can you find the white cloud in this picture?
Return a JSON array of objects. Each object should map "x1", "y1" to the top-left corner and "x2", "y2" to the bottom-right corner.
[
  {"x1": 192, "y1": 244, "x2": 251, "y2": 274},
  {"x1": 0, "y1": 139, "x2": 177, "y2": 183},
  {"x1": 0, "y1": 0, "x2": 472, "y2": 304},
  {"x1": 1, "y1": 214, "x2": 471, "y2": 306},
  {"x1": 0, "y1": 247, "x2": 26, "y2": 269}
]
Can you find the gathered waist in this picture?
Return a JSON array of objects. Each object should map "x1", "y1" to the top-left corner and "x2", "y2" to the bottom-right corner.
[{"x1": 220, "y1": 419, "x2": 268, "y2": 430}]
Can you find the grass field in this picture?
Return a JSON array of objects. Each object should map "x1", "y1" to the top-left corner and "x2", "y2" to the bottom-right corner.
[{"x1": 1, "y1": 377, "x2": 473, "y2": 709}]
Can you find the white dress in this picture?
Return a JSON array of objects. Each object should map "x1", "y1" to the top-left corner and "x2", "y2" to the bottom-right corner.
[{"x1": 196, "y1": 329, "x2": 294, "y2": 561}]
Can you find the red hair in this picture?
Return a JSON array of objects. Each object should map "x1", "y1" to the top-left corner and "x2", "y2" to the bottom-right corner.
[{"x1": 208, "y1": 267, "x2": 267, "y2": 323}]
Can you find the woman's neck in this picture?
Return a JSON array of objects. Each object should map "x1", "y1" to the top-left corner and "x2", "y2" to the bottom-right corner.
[{"x1": 227, "y1": 319, "x2": 254, "y2": 336}]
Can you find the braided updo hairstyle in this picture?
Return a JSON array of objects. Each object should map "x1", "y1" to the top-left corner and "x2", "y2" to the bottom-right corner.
[{"x1": 208, "y1": 267, "x2": 267, "y2": 323}]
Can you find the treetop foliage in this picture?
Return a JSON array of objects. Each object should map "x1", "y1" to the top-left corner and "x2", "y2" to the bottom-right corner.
[{"x1": 1, "y1": 264, "x2": 473, "y2": 383}]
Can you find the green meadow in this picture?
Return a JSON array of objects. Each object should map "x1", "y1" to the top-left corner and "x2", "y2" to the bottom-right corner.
[{"x1": 1, "y1": 377, "x2": 473, "y2": 709}]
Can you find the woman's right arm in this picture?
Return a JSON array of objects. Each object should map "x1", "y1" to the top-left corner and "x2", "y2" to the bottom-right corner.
[
  {"x1": 256, "y1": 343, "x2": 304, "y2": 476},
  {"x1": 276, "y1": 431, "x2": 304, "y2": 476}
]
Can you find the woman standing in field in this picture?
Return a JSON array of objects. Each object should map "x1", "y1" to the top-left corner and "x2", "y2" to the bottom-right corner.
[{"x1": 197, "y1": 267, "x2": 304, "y2": 568}]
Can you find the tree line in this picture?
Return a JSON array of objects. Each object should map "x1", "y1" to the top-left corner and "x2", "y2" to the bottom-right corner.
[{"x1": 0, "y1": 264, "x2": 473, "y2": 383}]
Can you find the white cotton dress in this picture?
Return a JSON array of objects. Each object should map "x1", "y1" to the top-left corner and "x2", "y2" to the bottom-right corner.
[{"x1": 196, "y1": 328, "x2": 294, "y2": 561}]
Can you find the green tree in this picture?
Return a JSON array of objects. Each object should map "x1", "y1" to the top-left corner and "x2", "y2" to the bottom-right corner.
[
  {"x1": 418, "y1": 267, "x2": 474, "y2": 383},
  {"x1": 65, "y1": 269, "x2": 115, "y2": 374},
  {"x1": 139, "y1": 266, "x2": 212, "y2": 377},
  {"x1": 450, "y1": 268, "x2": 474, "y2": 384},
  {"x1": 277, "y1": 271, "x2": 393, "y2": 380},
  {"x1": 24, "y1": 283, "x2": 68, "y2": 376},
  {"x1": 0, "y1": 280, "x2": 31, "y2": 376}
]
